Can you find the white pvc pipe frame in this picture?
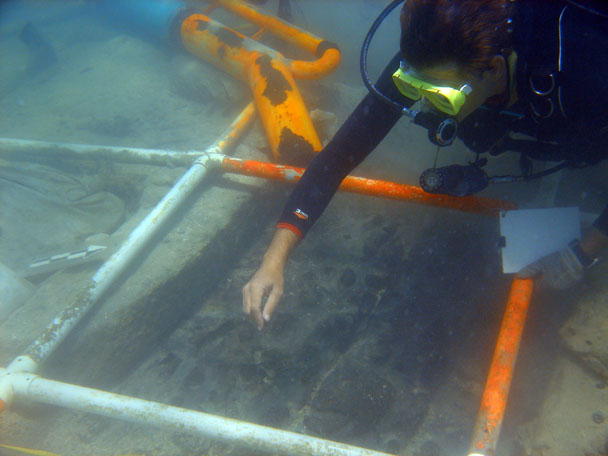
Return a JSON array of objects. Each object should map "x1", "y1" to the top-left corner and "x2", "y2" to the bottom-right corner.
[
  {"x1": 0, "y1": 137, "x2": 202, "y2": 167},
  {"x1": 1, "y1": 368, "x2": 393, "y2": 456},
  {"x1": 9, "y1": 151, "x2": 223, "y2": 370},
  {"x1": 0, "y1": 103, "x2": 394, "y2": 456},
  {"x1": 8, "y1": 102, "x2": 258, "y2": 371}
]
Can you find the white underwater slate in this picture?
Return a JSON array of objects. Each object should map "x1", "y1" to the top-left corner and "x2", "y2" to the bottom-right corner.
[{"x1": 500, "y1": 207, "x2": 580, "y2": 274}]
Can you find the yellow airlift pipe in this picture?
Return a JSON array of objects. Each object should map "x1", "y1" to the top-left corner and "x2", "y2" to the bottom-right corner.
[
  {"x1": 210, "y1": 0, "x2": 341, "y2": 79},
  {"x1": 180, "y1": 2, "x2": 341, "y2": 165}
]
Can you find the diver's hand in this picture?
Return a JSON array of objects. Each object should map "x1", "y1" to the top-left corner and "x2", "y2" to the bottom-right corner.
[
  {"x1": 243, "y1": 263, "x2": 284, "y2": 330},
  {"x1": 242, "y1": 228, "x2": 300, "y2": 330},
  {"x1": 517, "y1": 242, "x2": 585, "y2": 290}
]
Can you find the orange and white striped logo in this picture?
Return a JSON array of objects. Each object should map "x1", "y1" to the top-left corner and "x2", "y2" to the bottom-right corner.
[{"x1": 294, "y1": 209, "x2": 308, "y2": 220}]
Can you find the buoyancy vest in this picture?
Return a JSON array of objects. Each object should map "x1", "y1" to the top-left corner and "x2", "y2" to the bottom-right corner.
[{"x1": 457, "y1": 0, "x2": 608, "y2": 167}]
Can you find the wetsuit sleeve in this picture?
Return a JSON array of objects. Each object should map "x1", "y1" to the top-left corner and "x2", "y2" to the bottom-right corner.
[
  {"x1": 277, "y1": 52, "x2": 408, "y2": 239},
  {"x1": 592, "y1": 203, "x2": 608, "y2": 237}
]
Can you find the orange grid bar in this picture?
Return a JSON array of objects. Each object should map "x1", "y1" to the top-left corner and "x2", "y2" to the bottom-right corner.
[
  {"x1": 469, "y1": 278, "x2": 534, "y2": 454},
  {"x1": 220, "y1": 157, "x2": 517, "y2": 215}
]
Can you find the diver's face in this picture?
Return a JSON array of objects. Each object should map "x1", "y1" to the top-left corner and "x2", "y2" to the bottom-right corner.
[{"x1": 415, "y1": 55, "x2": 507, "y2": 120}]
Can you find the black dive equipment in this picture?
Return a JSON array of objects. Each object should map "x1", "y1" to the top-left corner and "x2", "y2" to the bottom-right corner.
[
  {"x1": 359, "y1": 0, "x2": 457, "y2": 147},
  {"x1": 420, "y1": 159, "x2": 490, "y2": 196},
  {"x1": 361, "y1": 0, "x2": 605, "y2": 197}
]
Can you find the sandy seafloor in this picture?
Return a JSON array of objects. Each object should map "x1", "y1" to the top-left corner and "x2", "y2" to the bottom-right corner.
[{"x1": 1, "y1": 1, "x2": 607, "y2": 455}]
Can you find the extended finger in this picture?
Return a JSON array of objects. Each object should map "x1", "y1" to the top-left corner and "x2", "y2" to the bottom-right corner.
[
  {"x1": 262, "y1": 285, "x2": 283, "y2": 323},
  {"x1": 248, "y1": 283, "x2": 265, "y2": 329},
  {"x1": 242, "y1": 282, "x2": 252, "y2": 314}
]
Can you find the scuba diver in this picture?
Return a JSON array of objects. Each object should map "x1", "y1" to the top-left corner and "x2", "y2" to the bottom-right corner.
[{"x1": 243, "y1": 0, "x2": 608, "y2": 329}]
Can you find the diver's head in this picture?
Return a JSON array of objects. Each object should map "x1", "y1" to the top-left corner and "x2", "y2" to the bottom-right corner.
[{"x1": 398, "y1": 0, "x2": 514, "y2": 119}]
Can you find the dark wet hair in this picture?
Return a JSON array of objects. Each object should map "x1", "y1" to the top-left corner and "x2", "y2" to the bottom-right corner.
[{"x1": 400, "y1": 0, "x2": 514, "y2": 76}]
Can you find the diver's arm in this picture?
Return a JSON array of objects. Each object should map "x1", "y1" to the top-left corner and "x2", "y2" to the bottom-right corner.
[
  {"x1": 277, "y1": 53, "x2": 406, "y2": 239},
  {"x1": 242, "y1": 228, "x2": 299, "y2": 330},
  {"x1": 243, "y1": 52, "x2": 406, "y2": 328}
]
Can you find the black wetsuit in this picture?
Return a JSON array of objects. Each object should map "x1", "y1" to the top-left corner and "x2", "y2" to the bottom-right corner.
[{"x1": 277, "y1": 0, "x2": 608, "y2": 239}]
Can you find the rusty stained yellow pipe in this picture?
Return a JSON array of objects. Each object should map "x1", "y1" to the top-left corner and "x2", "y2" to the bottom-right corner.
[
  {"x1": 213, "y1": 0, "x2": 320, "y2": 54},
  {"x1": 181, "y1": 15, "x2": 250, "y2": 82},
  {"x1": 181, "y1": 14, "x2": 322, "y2": 164},
  {"x1": 249, "y1": 54, "x2": 321, "y2": 165},
  {"x1": 211, "y1": 0, "x2": 340, "y2": 79}
]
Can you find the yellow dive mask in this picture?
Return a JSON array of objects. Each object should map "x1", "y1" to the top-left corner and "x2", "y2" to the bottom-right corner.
[{"x1": 392, "y1": 62, "x2": 472, "y2": 116}]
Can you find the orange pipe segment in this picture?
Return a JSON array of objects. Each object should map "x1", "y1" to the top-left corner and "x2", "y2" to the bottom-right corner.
[
  {"x1": 220, "y1": 157, "x2": 517, "y2": 214},
  {"x1": 223, "y1": 156, "x2": 304, "y2": 181},
  {"x1": 469, "y1": 278, "x2": 534, "y2": 454},
  {"x1": 339, "y1": 175, "x2": 515, "y2": 214}
]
